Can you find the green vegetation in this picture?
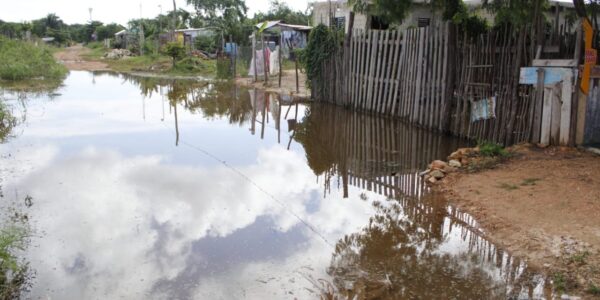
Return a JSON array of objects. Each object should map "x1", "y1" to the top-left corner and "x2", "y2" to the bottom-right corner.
[
  {"x1": 299, "y1": 25, "x2": 338, "y2": 88},
  {"x1": 0, "y1": 101, "x2": 16, "y2": 142},
  {"x1": 521, "y1": 178, "x2": 542, "y2": 186},
  {"x1": 172, "y1": 57, "x2": 216, "y2": 76},
  {"x1": 569, "y1": 251, "x2": 590, "y2": 265},
  {"x1": 165, "y1": 42, "x2": 186, "y2": 63},
  {"x1": 0, "y1": 37, "x2": 67, "y2": 81},
  {"x1": 0, "y1": 14, "x2": 125, "y2": 45},
  {"x1": 478, "y1": 141, "x2": 509, "y2": 157},
  {"x1": 0, "y1": 205, "x2": 31, "y2": 299},
  {"x1": 553, "y1": 272, "x2": 567, "y2": 292},
  {"x1": 588, "y1": 284, "x2": 600, "y2": 296},
  {"x1": 498, "y1": 182, "x2": 519, "y2": 191}
]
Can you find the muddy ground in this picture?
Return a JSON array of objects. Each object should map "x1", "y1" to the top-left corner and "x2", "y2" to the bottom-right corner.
[{"x1": 440, "y1": 145, "x2": 600, "y2": 298}]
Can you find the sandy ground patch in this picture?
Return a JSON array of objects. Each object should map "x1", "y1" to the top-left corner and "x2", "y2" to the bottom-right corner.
[
  {"x1": 440, "y1": 146, "x2": 600, "y2": 297},
  {"x1": 54, "y1": 44, "x2": 110, "y2": 71},
  {"x1": 236, "y1": 69, "x2": 310, "y2": 98}
]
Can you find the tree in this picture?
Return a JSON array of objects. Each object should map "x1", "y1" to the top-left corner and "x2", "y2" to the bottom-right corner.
[
  {"x1": 96, "y1": 23, "x2": 125, "y2": 41},
  {"x1": 348, "y1": 0, "x2": 413, "y2": 25},
  {"x1": 187, "y1": 0, "x2": 248, "y2": 42},
  {"x1": 253, "y1": 0, "x2": 310, "y2": 25},
  {"x1": 482, "y1": 0, "x2": 547, "y2": 28},
  {"x1": 165, "y1": 42, "x2": 186, "y2": 66}
]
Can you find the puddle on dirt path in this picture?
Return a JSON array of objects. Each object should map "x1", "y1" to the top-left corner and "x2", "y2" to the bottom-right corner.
[{"x1": 0, "y1": 71, "x2": 554, "y2": 299}]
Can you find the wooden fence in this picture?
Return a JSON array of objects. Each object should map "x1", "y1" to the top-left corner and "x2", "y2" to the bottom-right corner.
[{"x1": 312, "y1": 23, "x2": 578, "y2": 146}]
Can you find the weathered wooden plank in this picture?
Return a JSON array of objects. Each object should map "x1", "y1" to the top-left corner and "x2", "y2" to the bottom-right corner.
[
  {"x1": 560, "y1": 71, "x2": 573, "y2": 145},
  {"x1": 532, "y1": 59, "x2": 577, "y2": 67},
  {"x1": 406, "y1": 29, "x2": 416, "y2": 119},
  {"x1": 413, "y1": 28, "x2": 425, "y2": 124},
  {"x1": 351, "y1": 29, "x2": 358, "y2": 106},
  {"x1": 389, "y1": 30, "x2": 405, "y2": 116},
  {"x1": 540, "y1": 85, "x2": 553, "y2": 145},
  {"x1": 440, "y1": 23, "x2": 449, "y2": 131},
  {"x1": 378, "y1": 30, "x2": 391, "y2": 114},
  {"x1": 356, "y1": 30, "x2": 365, "y2": 108},
  {"x1": 550, "y1": 84, "x2": 562, "y2": 145},
  {"x1": 531, "y1": 69, "x2": 545, "y2": 142},
  {"x1": 374, "y1": 30, "x2": 387, "y2": 113},
  {"x1": 431, "y1": 25, "x2": 439, "y2": 129},
  {"x1": 366, "y1": 30, "x2": 379, "y2": 111}
]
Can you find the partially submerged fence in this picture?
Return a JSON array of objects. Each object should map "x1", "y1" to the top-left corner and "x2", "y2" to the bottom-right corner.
[{"x1": 313, "y1": 22, "x2": 581, "y2": 146}]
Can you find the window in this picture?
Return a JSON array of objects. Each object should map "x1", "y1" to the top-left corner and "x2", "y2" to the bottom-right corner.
[
  {"x1": 418, "y1": 18, "x2": 430, "y2": 27},
  {"x1": 334, "y1": 17, "x2": 346, "y2": 31}
]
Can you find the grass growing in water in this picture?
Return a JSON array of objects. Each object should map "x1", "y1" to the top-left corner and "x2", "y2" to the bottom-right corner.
[
  {"x1": 0, "y1": 101, "x2": 17, "y2": 143},
  {"x1": 0, "y1": 37, "x2": 67, "y2": 81},
  {"x1": 0, "y1": 205, "x2": 31, "y2": 299}
]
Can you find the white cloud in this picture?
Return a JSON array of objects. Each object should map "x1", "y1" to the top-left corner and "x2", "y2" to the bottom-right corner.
[{"x1": 6, "y1": 144, "x2": 379, "y2": 299}]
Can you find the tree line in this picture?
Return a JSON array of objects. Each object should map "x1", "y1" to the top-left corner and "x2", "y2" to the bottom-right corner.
[{"x1": 0, "y1": 0, "x2": 311, "y2": 46}]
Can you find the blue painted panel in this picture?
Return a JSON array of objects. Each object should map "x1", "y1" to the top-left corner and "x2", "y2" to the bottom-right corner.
[{"x1": 519, "y1": 67, "x2": 575, "y2": 85}]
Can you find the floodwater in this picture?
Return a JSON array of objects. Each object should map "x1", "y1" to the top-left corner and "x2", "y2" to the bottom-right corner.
[{"x1": 0, "y1": 71, "x2": 552, "y2": 299}]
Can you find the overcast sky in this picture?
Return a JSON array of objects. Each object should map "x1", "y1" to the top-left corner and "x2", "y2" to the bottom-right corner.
[{"x1": 0, "y1": 0, "x2": 311, "y2": 25}]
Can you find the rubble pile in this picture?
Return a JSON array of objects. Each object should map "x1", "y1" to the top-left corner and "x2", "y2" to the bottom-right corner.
[{"x1": 421, "y1": 147, "x2": 480, "y2": 184}]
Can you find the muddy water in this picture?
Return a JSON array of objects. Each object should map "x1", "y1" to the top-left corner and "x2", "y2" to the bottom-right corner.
[{"x1": 0, "y1": 71, "x2": 551, "y2": 299}]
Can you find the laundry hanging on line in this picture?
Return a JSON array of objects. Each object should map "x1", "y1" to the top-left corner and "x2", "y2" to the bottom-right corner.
[{"x1": 471, "y1": 96, "x2": 497, "y2": 122}]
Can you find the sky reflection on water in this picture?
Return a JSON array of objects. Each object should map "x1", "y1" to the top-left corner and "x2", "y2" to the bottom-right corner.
[{"x1": 0, "y1": 71, "x2": 550, "y2": 299}]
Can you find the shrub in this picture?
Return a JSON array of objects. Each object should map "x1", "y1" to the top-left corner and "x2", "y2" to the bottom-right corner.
[
  {"x1": 298, "y1": 24, "x2": 337, "y2": 88},
  {"x1": 478, "y1": 141, "x2": 508, "y2": 157},
  {"x1": 172, "y1": 57, "x2": 216, "y2": 75},
  {"x1": 0, "y1": 37, "x2": 67, "y2": 81},
  {"x1": 194, "y1": 35, "x2": 217, "y2": 53},
  {"x1": 164, "y1": 42, "x2": 186, "y2": 62}
]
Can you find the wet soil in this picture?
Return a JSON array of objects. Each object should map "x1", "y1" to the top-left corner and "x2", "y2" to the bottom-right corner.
[
  {"x1": 54, "y1": 44, "x2": 109, "y2": 71},
  {"x1": 236, "y1": 69, "x2": 310, "y2": 98},
  {"x1": 440, "y1": 145, "x2": 600, "y2": 297}
]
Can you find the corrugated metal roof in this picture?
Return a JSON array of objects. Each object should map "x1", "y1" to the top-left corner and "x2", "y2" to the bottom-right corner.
[{"x1": 255, "y1": 21, "x2": 312, "y2": 32}]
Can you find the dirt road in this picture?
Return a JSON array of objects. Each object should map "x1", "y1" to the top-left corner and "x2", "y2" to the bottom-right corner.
[
  {"x1": 54, "y1": 44, "x2": 109, "y2": 71},
  {"x1": 441, "y1": 146, "x2": 600, "y2": 297}
]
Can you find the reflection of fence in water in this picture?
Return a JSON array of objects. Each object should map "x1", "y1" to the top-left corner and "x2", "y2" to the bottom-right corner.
[
  {"x1": 301, "y1": 103, "x2": 466, "y2": 199},
  {"x1": 306, "y1": 104, "x2": 548, "y2": 296}
]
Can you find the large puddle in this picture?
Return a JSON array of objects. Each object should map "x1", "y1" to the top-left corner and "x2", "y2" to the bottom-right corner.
[{"x1": 0, "y1": 71, "x2": 552, "y2": 299}]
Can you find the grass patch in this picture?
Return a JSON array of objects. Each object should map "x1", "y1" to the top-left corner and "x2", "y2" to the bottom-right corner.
[
  {"x1": 521, "y1": 178, "x2": 542, "y2": 186},
  {"x1": 569, "y1": 251, "x2": 590, "y2": 265},
  {"x1": 0, "y1": 205, "x2": 31, "y2": 299},
  {"x1": 588, "y1": 284, "x2": 600, "y2": 295},
  {"x1": 0, "y1": 101, "x2": 17, "y2": 143},
  {"x1": 498, "y1": 182, "x2": 519, "y2": 191},
  {"x1": 553, "y1": 272, "x2": 567, "y2": 292},
  {"x1": 0, "y1": 37, "x2": 67, "y2": 81},
  {"x1": 466, "y1": 156, "x2": 502, "y2": 172},
  {"x1": 94, "y1": 52, "x2": 216, "y2": 77},
  {"x1": 171, "y1": 57, "x2": 216, "y2": 76},
  {"x1": 478, "y1": 141, "x2": 509, "y2": 157}
]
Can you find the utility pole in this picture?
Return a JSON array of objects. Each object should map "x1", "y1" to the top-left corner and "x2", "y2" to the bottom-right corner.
[
  {"x1": 172, "y1": 0, "x2": 177, "y2": 41},
  {"x1": 139, "y1": 3, "x2": 145, "y2": 55},
  {"x1": 157, "y1": 5, "x2": 162, "y2": 54}
]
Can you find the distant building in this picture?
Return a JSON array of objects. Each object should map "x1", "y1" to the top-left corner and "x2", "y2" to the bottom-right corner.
[{"x1": 311, "y1": 0, "x2": 578, "y2": 34}]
